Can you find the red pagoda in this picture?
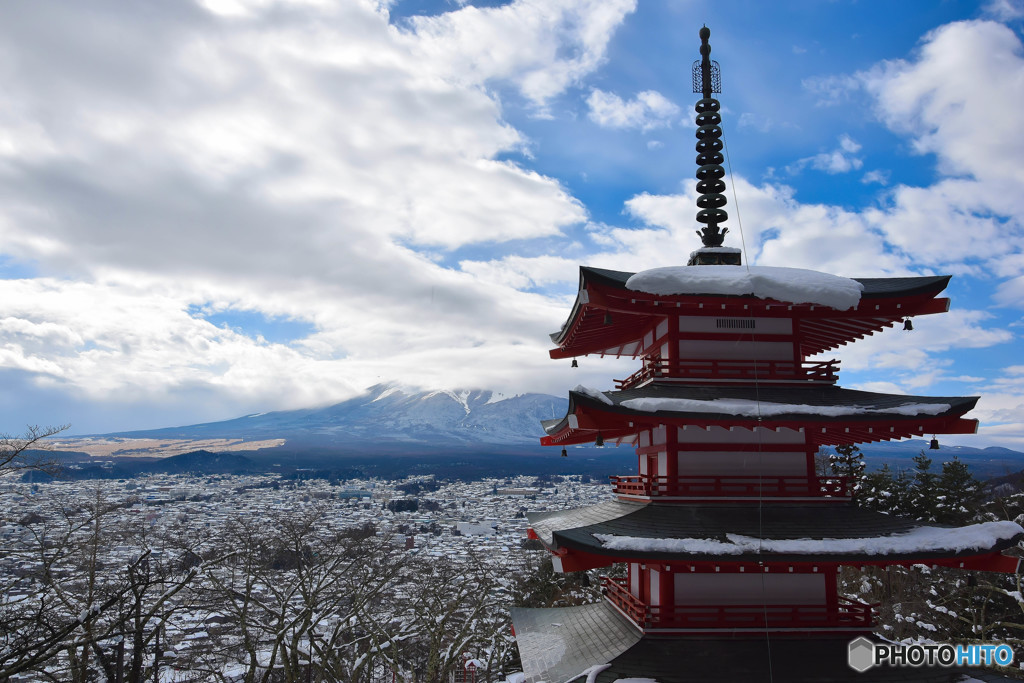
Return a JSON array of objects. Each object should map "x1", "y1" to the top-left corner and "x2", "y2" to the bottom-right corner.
[{"x1": 510, "y1": 27, "x2": 1024, "y2": 683}]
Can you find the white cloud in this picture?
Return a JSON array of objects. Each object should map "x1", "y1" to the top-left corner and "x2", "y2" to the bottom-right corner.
[
  {"x1": 621, "y1": 177, "x2": 909, "y2": 276},
  {"x1": 861, "y1": 170, "x2": 890, "y2": 186},
  {"x1": 737, "y1": 112, "x2": 774, "y2": 132},
  {"x1": 0, "y1": 0, "x2": 638, "y2": 430},
  {"x1": 983, "y1": 0, "x2": 1024, "y2": 22},
  {"x1": 971, "y1": 365, "x2": 1024, "y2": 447},
  {"x1": 788, "y1": 134, "x2": 864, "y2": 175},
  {"x1": 861, "y1": 21, "x2": 1024, "y2": 186},
  {"x1": 458, "y1": 254, "x2": 580, "y2": 290},
  {"x1": 1, "y1": 4, "x2": 1023, "y2": 446},
  {"x1": 802, "y1": 73, "x2": 862, "y2": 107},
  {"x1": 848, "y1": 381, "x2": 908, "y2": 396},
  {"x1": 406, "y1": 0, "x2": 638, "y2": 107},
  {"x1": 845, "y1": 22, "x2": 1024, "y2": 276},
  {"x1": 586, "y1": 88, "x2": 680, "y2": 131}
]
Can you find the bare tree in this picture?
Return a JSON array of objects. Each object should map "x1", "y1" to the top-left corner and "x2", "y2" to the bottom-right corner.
[
  {"x1": 380, "y1": 552, "x2": 507, "y2": 683},
  {"x1": 0, "y1": 484, "x2": 231, "y2": 682},
  {"x1": 191, "y1": 506, "x2": 407, "y2": 683},
  {"x1": 0, "y1": 424, "x2": 70, "y2": 478}
]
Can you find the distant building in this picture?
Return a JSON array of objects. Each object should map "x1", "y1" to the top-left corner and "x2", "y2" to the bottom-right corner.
[
  {"x1": 495, "y1": 488, "x2": 541, "y2": 497},
  {"x1": 456, "y1": 521, "x2": 496, "y2": 537}
]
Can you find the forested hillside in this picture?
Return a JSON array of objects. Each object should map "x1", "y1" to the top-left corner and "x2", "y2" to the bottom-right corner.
[{"x1": 828, "y1": 446, "x2": 1024, "y2": 654}]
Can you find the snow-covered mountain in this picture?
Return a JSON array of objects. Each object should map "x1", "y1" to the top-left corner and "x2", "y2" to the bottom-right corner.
[
  {"x1": 108, "y1": 384, "x2": 568, "y2": 448},
  {"x1": 91, "y1": 385, "x2": 1024, "y2": 477}
]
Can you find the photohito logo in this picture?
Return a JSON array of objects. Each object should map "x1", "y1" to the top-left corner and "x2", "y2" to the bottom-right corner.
[{"x1": 848, "y1": 637, "x2": 1014, "y2": 672}]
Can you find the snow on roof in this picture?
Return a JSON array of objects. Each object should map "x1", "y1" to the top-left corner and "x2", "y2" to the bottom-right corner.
[
  {"x1": 573, "y1": 385, "x2": 613, "y2": 405},
  {"x1": 619, "y1": 397, "x2": 952, "y2": 417},
  {"x1": 625, "y1": 265, "x2": 864, "y2": 311},
  {"x1": 594, "y1": 520, "x2": 1023, "y2": 556}
]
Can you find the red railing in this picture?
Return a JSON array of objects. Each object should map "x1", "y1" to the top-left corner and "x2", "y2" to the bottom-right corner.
[
  {"x1": 609, "y1": 475, "x2": 850, "y2": 499},
  {"x1": 614, "y1": 359, "x2": 839, "y2": 389},
  {"x1": 602, "y1": 577, "x2": 873, "y2": 630}
]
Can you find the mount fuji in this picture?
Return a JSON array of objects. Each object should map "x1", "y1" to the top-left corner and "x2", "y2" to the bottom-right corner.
[
  {"x1": 53, "y1": 384, "x2": 1024, "y2": 479},
  {"x1": 100, "y1": 384, "x2": 569, "y2": 451}
]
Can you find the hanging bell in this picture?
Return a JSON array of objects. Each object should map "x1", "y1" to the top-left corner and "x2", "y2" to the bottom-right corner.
[
  {"x1": 594, "y1": 432, "x2": 605, "y2": 447},
  {"x1": 603, "y1": 312, "x2": 613, "y2": 325},
  {"x1": 929, "y1": 436, "x2": 940, "y2": 450},
  {"x1": 903, "y1": 318, "x2": 913, "y2": 331},
  {"x1": 560, "y1": 448, "x2": 568, "y2": 458},
  {"x1": 571, "y1": 359, "x2": 578, "y2": 368}
]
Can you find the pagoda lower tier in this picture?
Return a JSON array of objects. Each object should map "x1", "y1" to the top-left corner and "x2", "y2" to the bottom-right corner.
[
  {"x1": 527, "y1": 500, "x2": 1023, "y2": 574},
  {"x1": 510, "y1": 603, "x2": 1017, "y2": 683}
]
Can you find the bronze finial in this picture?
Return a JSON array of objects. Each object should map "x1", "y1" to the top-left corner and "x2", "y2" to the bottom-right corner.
[{"x1": 691, "y1": 26, "x2": 730, "y2": 252}]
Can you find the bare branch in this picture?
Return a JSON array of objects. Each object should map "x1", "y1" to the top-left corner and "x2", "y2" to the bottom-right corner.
[{"x1": 0, "y1": 424, "x2": 71, "y2": 477}]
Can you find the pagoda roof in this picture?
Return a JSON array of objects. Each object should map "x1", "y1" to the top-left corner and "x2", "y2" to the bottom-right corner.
[
  {"x1": 527, "y1": 500, "x2": 1023, "y2": 564},
  {"x1": 541, "y1": 384, "x2": 978, "y2": 447},
  {"x1": 550, "y1": 266, "x2": 952, "y2": 359},
  {"x1": 511, "y1": 601, "x2": 1013, "y2": 683},
  {"x1": 510, "y1": 602, "x2": 641, "y2": 683}
]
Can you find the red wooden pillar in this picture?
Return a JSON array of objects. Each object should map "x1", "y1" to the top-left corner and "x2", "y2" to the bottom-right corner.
[
  {"x1": 824, "y1": 565, "x2": 839, "y2": 625},
  {"x1": 663, "y1": 423, "x2": 679, "y2": 488}
]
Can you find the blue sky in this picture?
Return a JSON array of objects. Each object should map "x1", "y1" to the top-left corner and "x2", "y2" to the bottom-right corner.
[{"x1": 0, "y1": 0, "x2": 1022, "y2": 447}]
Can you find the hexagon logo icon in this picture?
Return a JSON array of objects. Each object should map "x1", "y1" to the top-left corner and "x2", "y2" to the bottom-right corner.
[{"x1": 848, "y1": 636, "x2": 875, "y2": 673}]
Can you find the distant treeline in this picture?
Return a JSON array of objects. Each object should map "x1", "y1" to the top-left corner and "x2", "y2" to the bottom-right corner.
[{"x1": 25, "y1": 446, "x2": 634, "y2": 484}]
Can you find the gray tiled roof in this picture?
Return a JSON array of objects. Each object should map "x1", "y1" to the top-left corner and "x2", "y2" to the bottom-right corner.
[
  {"x1": 578, "y1": 384, "x2": 978, "y2": 422},
  {"x1": 528, "y1": 501, "x2": 1022, "y2": 563},
  {"x1": 510, "y1": 601, "x2": 641, "y2": 683}
]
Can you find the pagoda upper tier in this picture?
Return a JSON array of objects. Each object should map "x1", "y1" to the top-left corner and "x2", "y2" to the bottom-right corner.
[{"x1": 551, "y1": 266, "x2": 951, "y2": 366}]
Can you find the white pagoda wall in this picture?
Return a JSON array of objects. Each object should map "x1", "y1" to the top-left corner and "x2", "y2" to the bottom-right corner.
[
  {"x1": 677, "y1": 340, "x2": 793, "y2": 361},
  {"x1": 673, "y1": 573, "x2": 827, "y2": 606},
  {"x1": 635, "y1": 425, "x2": 814, "y2": 480},
  {"x1": 677, "y1": 315, "x2": 795, "y2": 362},
  {"x1": 675, "y1": 425, "x2": 810, "y2": 478}
]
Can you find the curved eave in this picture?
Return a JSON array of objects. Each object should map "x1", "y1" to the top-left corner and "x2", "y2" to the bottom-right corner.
[
  {"x1": 527, "y1": 501, "x2": 1024, "y2": 567},
  {"x1": 540, "y1": 388, "x2": 979, "y2": 447},
  {"x1": 546, "y1": 531, "x2": 1023, "y2": 566},
  {"x1": 550, "y1": 267, "x2": 952, "y2": 359}
]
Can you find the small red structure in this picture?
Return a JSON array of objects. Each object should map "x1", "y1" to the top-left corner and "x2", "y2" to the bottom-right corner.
[{"x1": 511, "y1": 26, "x2": 1023, "y2": 683}]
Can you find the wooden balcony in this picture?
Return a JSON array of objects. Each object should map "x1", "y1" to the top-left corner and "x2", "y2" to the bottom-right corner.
[
  {"x1": 602, "y1": 577, "x2": 873, "y2": 632},
  {"x1": 609, "y1": 475, "x2": 851, "y2": 500},
  {"x1": 614, "y1": 359, "x2": 839, "y2": 389}
]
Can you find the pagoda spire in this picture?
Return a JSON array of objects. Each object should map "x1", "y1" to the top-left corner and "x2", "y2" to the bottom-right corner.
[{"x1": 691, "y1": 26, "x2": 734, "y2": 258}]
